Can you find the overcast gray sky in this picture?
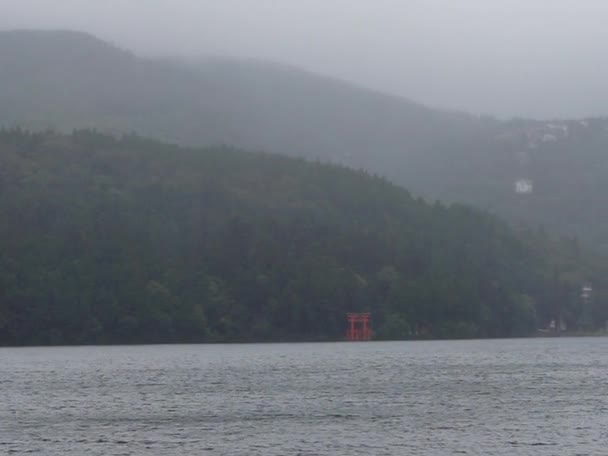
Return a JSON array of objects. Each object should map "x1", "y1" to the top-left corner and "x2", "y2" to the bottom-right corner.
[{"x1": 2, "y1": 0, "x2": 607, "y2": 119}]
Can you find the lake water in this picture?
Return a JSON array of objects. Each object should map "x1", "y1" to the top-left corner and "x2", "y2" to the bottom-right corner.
[{"x1": 1, "y1": 338, "x2": 607, "y2": 455}]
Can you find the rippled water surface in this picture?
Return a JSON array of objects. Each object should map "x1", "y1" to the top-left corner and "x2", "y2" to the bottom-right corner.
[{"x1": 2, "y1": 338, "x2": 608, "y2": 455}]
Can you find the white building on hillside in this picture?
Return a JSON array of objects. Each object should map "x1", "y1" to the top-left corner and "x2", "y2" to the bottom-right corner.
[{"x1": 515, "y1": 179, "x2": 533, "y2": 194}]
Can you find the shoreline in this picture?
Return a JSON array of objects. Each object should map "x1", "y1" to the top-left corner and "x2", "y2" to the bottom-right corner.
[{"x1": 2, "y1": 333, "x2": 608, "y2": 348}]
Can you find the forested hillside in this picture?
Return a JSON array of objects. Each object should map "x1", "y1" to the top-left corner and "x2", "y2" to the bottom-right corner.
[
  {"x1": 0, "y1": 129, "x2": 604, "y2": 345},
  {"x1": 3, "y1": 30, "x2": 608, "y2": 249},
  {"x1": 407, "y1": 117, "x2": 608, "y2": 252}
]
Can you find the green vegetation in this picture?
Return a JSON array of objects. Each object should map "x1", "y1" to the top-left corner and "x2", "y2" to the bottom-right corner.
[
  {"x1": 0, "y1": 129, "x2": 605, "y2": 345},
  {"x1": 2, "y1": 31, "x2": 608, "y2": 344}
]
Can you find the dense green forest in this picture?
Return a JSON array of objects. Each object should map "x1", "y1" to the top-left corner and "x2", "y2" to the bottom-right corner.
[
  {"x1": 3, "y1": 30, "x2": 608, "y2": 249},
  {"x1": 0, "y1": 129, "x2": 605, "y2": 345}
]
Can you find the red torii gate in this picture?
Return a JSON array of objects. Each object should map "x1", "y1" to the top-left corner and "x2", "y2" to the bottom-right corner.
[{"x1": 346, "y1": 313, "x2": 372, "y2": 341}]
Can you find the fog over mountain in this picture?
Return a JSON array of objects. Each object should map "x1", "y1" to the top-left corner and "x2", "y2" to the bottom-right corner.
[
  {"x1": 2, "y1": 0, "x2": 608, "y2": 119},
  {"x1": 4, "y1": 29, "x2": 608, "y2": 250}
]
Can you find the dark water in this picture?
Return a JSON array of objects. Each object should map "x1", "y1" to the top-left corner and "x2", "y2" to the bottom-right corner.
[{"x1": 1, "y1": 338, "x2": 608, "y2": 455}]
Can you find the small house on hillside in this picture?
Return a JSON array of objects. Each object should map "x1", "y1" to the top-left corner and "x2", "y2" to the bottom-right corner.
[{"x1": 515, "y1": 179, "x2": 533, "y2": 194}]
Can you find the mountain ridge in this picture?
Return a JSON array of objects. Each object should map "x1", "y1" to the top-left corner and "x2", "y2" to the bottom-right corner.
[{"x1": 2, "y1": 30, "x2": 608, "y2": 249}]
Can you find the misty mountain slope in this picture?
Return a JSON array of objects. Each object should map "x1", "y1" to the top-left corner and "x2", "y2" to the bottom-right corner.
[
  {"x1": 0, "y1": 30, "x2": 224, "y2": 140},
  {"x1": 427, "y1": 117, "x2": 608, "y2": 249},
  {"x1": 1, "y1": 129, "x2": 604, "y2": 345},
  {"x1": 0, "y1": 30, "x2": 482, "y2": 174},
  {"x1": 3, "y1": 30, "x2": 608, "y2": 248}
]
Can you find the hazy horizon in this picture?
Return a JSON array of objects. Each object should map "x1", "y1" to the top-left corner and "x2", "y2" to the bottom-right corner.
[{"x1": 2, "y1": 0, "x2": 608, "y2": 119}]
